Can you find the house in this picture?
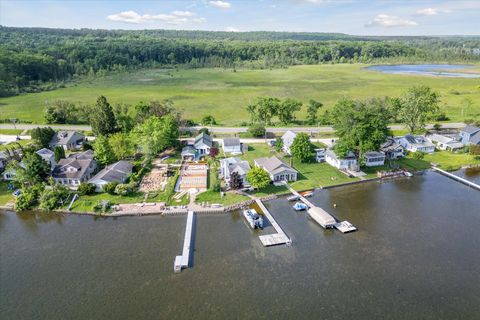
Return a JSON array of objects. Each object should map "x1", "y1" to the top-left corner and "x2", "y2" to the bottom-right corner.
[
  {"x1": 67, "y1": 149, "x2": 95, "y2": 160},
  {"x1": 193, "y1": 133, "x2": 212, "y2": 158},
  {"x1": 36, "y1": 148, "x2": 56, "y2": 170},
  {"x1": 254, "y1": 156, "x2": 298, "y2": 182},
  {"x1": 49, "y1": 131, "x2": 85, "y2": 150},
  {"x1": 88, "y1": 160, "x2": 133, "y2": 192},
  {"x1": 222, "y1": 138, "x2": 242, "y2": 154},
  {"x1": 397, "y1": 135, "x2": 435, "y2": 154},
  {"x1": 380, "y1": 138, "x2": 405, "y2": 160},
  {"x1": 281, "y1": 130, "x2": 297, "y2": 155},
  {"x1": 325, "y1": 150, "x2": 359, "y2": 171},
  {"x1": 52, "y1": 158, "x2": 97, "y2": 189},
  {"x1": 181, "y1": 146, "x2": 197, "y2": 161},
  {"x1": 2, "y1": 161, "x2": 25, "y2": 181},
  {"x1": 459, "y1": 125, "x2": 480, "y2": 145},
  {"x1": 427, "y1": 134, "x2": 464, "y2": 152},
  {"x1": 0, "y1": 151, "x2": 7, "y2": 170},
  {"x1": 219, "y1": 157, "x2": 251, "y2": 186},
  {"x1": 315, "y1": 148, "x2": 326, "y2": 163},
  {"x1": 364, "y1": 151, "x2": 386, "y2": 167}
]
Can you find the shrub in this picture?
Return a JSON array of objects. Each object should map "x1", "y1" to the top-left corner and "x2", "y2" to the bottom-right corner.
[
  {"x1": 78, "y1": 183, "x2": 96, "y2": 195},
  {"x1": 202, "y1": 115, "x2": 217, "y2": 125},
  {"x1": 211, "y1": 180, "x2": 221, "y2": 192},
  {"x1": 103, "y1": 182, "x2": 118, "y2": 194},
  {"x1": 248, "y1": 124, "x2": 266, "y2": 138},
  {"x1": 114, "y1": 183, "x2": 135, "y2": 196},
  {"x1": 432, "y1": 123, "x2": 442, "y2": 131}
]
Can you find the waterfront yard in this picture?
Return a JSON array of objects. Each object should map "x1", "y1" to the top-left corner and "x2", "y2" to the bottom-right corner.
[
  {"x1": 0, "y1": 182, "x2": 14, "y2": 206},
  {"x1": 2, "y1": 64, "x2": 480, "y2": 125},
  {"x1": 290, "y1": 162, "x2": 359, "y2": 190},
  {"x1": 195, "y1": 190, "x2": 249, "y2": 206},
  {"x1": 397, "y1": 151, "x2": 480, "y2": 172},
  {"x1": 68, "y1": 192, "x2": 147, "y2": 212}
]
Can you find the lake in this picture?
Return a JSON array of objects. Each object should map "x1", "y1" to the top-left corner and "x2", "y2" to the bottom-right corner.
[
  {"x1": 1, "y1": 171, "x2": 480, "y2": 319},
  {"x1": 366, "y1": 64, "x2": 480, "y2": 78}
]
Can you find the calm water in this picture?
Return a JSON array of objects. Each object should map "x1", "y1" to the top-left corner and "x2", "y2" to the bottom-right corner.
[
  {"x1": 1, "y1": 171, "x2": 480, "y2": 320},
  {"x1": 366, "y1": 64, "x2": 480, "y2": 78}
]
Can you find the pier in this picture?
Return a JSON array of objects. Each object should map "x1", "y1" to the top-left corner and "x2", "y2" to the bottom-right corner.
[
  {"x1": 432, "y1": 167, "x2": 480, "y2": 191},
  {"x1": 174, "y1": 210, "x2": 195, "y2": 273},
  {"x1": 255, "y1": 199, "x2": 291, "y2": 247}
]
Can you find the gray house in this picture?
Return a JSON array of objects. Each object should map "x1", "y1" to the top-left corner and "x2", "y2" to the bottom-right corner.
[
  {"x1": 193, "y1": 133, "x2": 212, "y2": 158},
  {"x1": 89, "y1": 160, "x2": 133, "y2": 192},
  {"x1": 281, "y1": 130, "x2": 297, "y2": 155},
  {"x1": 222, "y1": 138, "x2": 242, "y2": 154},
  {"x1": 68, "y1": 150, "x2": 95, "y2": 160},
  {"x1": 254, "y1": 156, "x2": 298, "y2": 182},
  {"x1": 219, "y1": 157, "x2": 251, "y2": 186},
  {"x1": 52, "y1": 158, "x2": 97, "y2": 189},
  {"x1": 49, "y1": 131, "x2": 85, "y2": 150},
  {"x1": 459, "y1": 125, "x2": 480, "y2": 145},
  {"x1": 380, "y1": 138, "x2": 405, "y2": 160},
  {"x1": 36, "y1": 148, "x2": 56, "y2": 170}
]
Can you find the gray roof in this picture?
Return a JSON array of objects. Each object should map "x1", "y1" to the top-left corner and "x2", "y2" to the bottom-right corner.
[
  {"x1": 68, "y1": 150, "x2": 95, "y2": 160},
  {"x1": 194, "y1": 132, "x2": 212, "y2": 148},
  {"x1": 222, "y1": 157, "x2": 251, "y2": 176},
  {"x1": 471, "y1": 133, "x2": 480, "y2": 145},
  {"x1": 326, "y1": 149, "x2": 356, "y2": 160},
  {"x1": 222, "y1": 137, "x2": 241, "y2": 147},
  {"x1": 50, "y1": 131, "x2": 85, "y2": 146},
  {"x1": 89, "y1": 161, "x2": 133, "y2": 184},
  {"x1": 462, "y1": 125, "x2": 480, "y2": 135},
  {"x1": 364, "y1": 151, "x2": 385, "y2": 158},
  {"x1": 380, "y1": 138, "x2": 403, "y2": 152},
  {"x1": 181, "y1": 146, "x2": 196, "y2": 155},
  {"x1": 427, "y1": 134, "x2": 453, "y2": 144},
  {"x1": 52, "y1": 158, "x2": 94, "y2": 180},
  {"x1": 255, "y1": 156, "x2": 297, "y2": 175},
  {"x1": 36, "y1": 148, "x2": 54, "y2": 156}
]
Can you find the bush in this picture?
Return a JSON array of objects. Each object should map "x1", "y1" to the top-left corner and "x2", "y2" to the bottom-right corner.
[
  {"x1": 103, "y1": 182, "x2": 118, "y2": 194},
  {"x1": 211, "y1": 180, "x2": 221, "y2": 192},
  {"x1": 412, "y1": 151, "x2": 425, "y2": 160},
  {"x1": 78, "y1": 183, "x2": 96, "y2": 195},
  {"x1": 114, "y1": 183, "x2": 135, "y2": 196},
  {"x1": 38, "y1": 184, "x2": 70, "y2": 211},
  {"x1": 93, "y1": 200, "x2": 112, "y2": 213},
  {"x1": 432, "y1": 123, "x2": 442, "y2": 131},
  {"x1": 248, "y1": 124, "x2": 266, "y2": 138},
  {"x1": 15, "y1": 188, "x2": 39, "y2": 211},
  {"x1": 202, "y1": 115, "x2": 217, "y2": 125}
]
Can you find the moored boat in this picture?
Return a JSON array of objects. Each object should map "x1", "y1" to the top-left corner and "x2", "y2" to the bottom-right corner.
[
  {"x1": 293, "y1": 202, "x2": 308, "y2": 211},
  {"x1": 287, "y1": 195, "x2": 300, "y2": 201},
  {"x1": 243, "y1": 209, "x2": 264, "y2": 229},
  {"x1": 301, "y1": 191, "x2": 314, "y2": 197}
]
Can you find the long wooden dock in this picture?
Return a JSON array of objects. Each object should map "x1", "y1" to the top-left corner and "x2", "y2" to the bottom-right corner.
[
  {"x1": 174, "y1": 210, "x2": 195, "y2": 273},
  {"x1": 255, "y1": 199, "x2": 291, "y2": 247},
  {"x1": 432, "y1": 167, "x2": 480, "y2": 191}
]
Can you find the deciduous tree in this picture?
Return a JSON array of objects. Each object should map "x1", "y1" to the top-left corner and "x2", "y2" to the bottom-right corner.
[
  {"x1": 246, "y1": 167, "x2": 271, "y2": 189},
  {"x1": 290, "y1": 132, "x2": 313, "y2": 163},
  {"x1": 398, "y1": 86, "x2": 440, "y2": 133},
  {"x1": 306, "y1": 99, "x2": 323, "y2": 125},
  {"x1": 90, "y1": 96, "x2": 116, "y2": 136}
]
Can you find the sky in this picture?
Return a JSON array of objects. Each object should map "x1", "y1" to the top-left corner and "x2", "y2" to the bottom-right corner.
[{"x1": 0, "y1": 0, "x2": 479, "y2": 36}]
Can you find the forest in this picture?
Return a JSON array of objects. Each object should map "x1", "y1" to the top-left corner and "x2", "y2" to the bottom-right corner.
[{"x1": 1, "y1": 26, "x2": 480, "y2": 97}]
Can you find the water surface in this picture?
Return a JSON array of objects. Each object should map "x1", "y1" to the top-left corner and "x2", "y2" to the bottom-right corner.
[
  {"x1": 366, "y1": 64, "x2": 480, "y2": 78},
  {"x1": 1, "y1": 172, "x2": 480, "y2": 319}
]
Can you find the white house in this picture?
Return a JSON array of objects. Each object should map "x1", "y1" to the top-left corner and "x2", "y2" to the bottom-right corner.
[
  {"x1": 219, "y1": 157, "x2": 251, "y2": 186},
  {"x1": 380, "y1": 138, "x2": 405, "y2": 160},
  {"x1": 254, "y1": 156, "x2": 298, "y2": 182},
  {"x1": 397, "y1": 135, "x2": 435, "y2": 154},
  {"x1": 427, "y1": 134, "x2": 464, "y2": 152},
  {"x1": 222, "y1": 138, "x2": 242, "y2": 154},
  {"x1": 36, "y1": 148, "x2": 56, "y2": 170},
  {"x1": 52, "y1": 158, "x2": 97, "y2": 189},
  {"x1": 459, "y1": 125, "x2": 480, "y2": 145},
  {"x1": 281, "y1": 130, "x2": 297, "y2": 155},
  {"x1": 49, "y1": 131, "x2": 85, "y2": 151},
  {"x1": 193, "y1": 133, "x2": 212, "y2": 158},
  {"x1": 88, "y1": 160, "x2": 133, "y2": 192},
  {"x1": 325, "y1": 150, "x2": 359, "y2": 171},
  {"x1": 364, "y1": 151, "x2": 386, "y2": 167},
  {"x1": 315, "y1": 148, "x2": 326, "y2": 163}
]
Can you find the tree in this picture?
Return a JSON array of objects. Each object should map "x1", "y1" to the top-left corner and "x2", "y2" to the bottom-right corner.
[
  {"x1": 39, "y1": 183, "x2": 70, "y2": 210},
  {"x1": 109, "y1": 132, "x2": 134, "y2": 160},
  {"x1": 78, "y1": 183, "x2": 96, "y2": 195},
  {"x1": 113, "y1": 104, "x2": 134, "y2": 133},
  {"x1": 209, "y1": 147, "x2": 219, "y2": 159},
  {"x1": 15, "y1": 184, "x2": 43, "y2": 211},
  {"x1": 331, "y1": 97, "x2": 390, "y2": 159},
  {"x1": 89, "y1": 96, "x2": 116, "y2": 136},
  {"x1": 248, "y1": 97, "x2": 280, "y2": 125},
  {"x1": 53, "y1": 145, "x2": 65, "y2": 162},
  {"x1": 278, "y1": 98, "x2": 302, "y2": 125},
  {"x1": 44, "y1": 100, "x2": 83, "y2": 124},
  {"x1": 275, "y1": 137, "x2": 283, "y2": 152},
  {"x1": 14, "y1": 152, "x2": 50, "y2": 185},
  {"x1": 246, "y1": 167, "x2": 271, "y2": 189},
  {"x1": 229, "y1": 171, "x2": 243, "y2": 190},
  {"x1": 398, "y1": 86, "x2": 440, "y2": 133},
  {"x1": 306, "y1": 99, "x2": 323, "y2": 125},
  {"x1": 248, "y1": 124, "x2": 266, "y2": 138},
  {"x1": 198, "y1": 127, "x2": 210, "y2": 135},
  {"x1": 132, "y1": 115, "x2": 179, "y2": 158},
  {"x1": 93, "y1": 135, "x2": 117, "y2": 166},
  {"x1": 103, "y1": 182, "x2": 118, "y2": 194},
  {"x1": 469, "y1": 145, "x2": 480, "y2": 156},
  {"x1": 30, "y1": 127, "x2": 55, "y2": 148},
  {"x1": 202, "y1": 115, "x2": 217, "y2": 125},
  {"x1": 290, "y1": 133, "x2": 313, "y2": 163}
]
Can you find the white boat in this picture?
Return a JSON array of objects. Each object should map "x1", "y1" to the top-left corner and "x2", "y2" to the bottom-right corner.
[
  {"x1": 301, "y1": 191, "x2": 314, "y2": 197},
  {"x1": 243, "y1": 209, "x2": 264, "y2": 229},
  {"x1": 404, "y1": 172, "x2": 413, "y2": 177},
  {"x1": 287, "y1": 195, "x2": 300, "y2": 201},
  {"x1": 293, "y1": 202, "x2": 308, "y2": 211}
]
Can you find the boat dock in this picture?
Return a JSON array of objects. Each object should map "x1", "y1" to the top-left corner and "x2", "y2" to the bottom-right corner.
[
  {"x1": 174, "y1": 210, "x2": 195, "y2": 273},
  {"x1": 432, "y1": 167, "x2": 480, "y2": 191},
  {"x1": 284, "y1": 184, "x2": 357, "y2": 233},
  {"x1": 255, "y1": 199, "x2": 291, "y2": 247}
]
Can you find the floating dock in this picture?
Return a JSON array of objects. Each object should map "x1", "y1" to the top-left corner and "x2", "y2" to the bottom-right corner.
[
  {"x1": 255, "y1": 199, "x2": 291, "y2": 247},
  {"x1": 432, "y1": 167, "x2": 480, "y2": 191},
  {"x1": 174, "y1": 210, "x2": 195, "y2": 273}
]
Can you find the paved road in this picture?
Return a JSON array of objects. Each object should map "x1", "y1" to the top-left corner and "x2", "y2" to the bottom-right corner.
[{"x1": 0, "y1": 122, "x2": 467, "y2": 134}]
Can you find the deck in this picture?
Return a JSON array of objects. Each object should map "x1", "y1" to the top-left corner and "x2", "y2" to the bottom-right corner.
[
  {"x1": 255, "y1": 199, "x2": 291, "y2": 247},
  {"x1": 174, "y1": 210, "x2": 195, "y2": 273},
  {"x1": 432, "y1": 167, "x2": 480, "y2": 191}
]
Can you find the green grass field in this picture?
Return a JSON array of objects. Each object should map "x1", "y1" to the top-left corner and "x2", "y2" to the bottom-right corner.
[
  {"x1": 0, "y1": 182, "x2": 14, "y2": 206},
  {"x1": 1, "y1": 64, "x2": 479, "y2": 125}
]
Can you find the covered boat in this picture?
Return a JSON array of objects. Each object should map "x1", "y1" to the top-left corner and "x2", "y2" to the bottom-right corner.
[
  {"x1": 243, "y1": 209, "x2": 264, "y2": 229},
  {"x1": 293, "y1": 202, "x2": 308, "y2": 211}
]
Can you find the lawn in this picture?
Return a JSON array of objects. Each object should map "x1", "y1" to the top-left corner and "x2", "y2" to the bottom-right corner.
[
  {"x1": 0, "y1": 139, "x2": 33, "y2": 151},
  {"x1": 424, "y1": 151, "x2": 480, "y2": 171},
  {"x1": 195, "y1": 190, "x2": 249, "y2": 206},
  {"x1": 252, "y1": 184, "x2": 290, "y2": 197},
  {"x1": 290, "y1": 161, "x2": 360, "y2": 190},
  {"x1": 68, "y1": 192, "x2": 146, "y2": 212},
  {"x1": 0, "y1": 129, "x2": 23, "y2": 135},
  {"x1": 241, "y1": 143, "x2": 280, "y2": 165},
  {"x1": 0, "y1": 182, "x2": 14, "y2": 206},
  {"x1": 2, "y1": 64, "x2": 479, "y2": 125}
]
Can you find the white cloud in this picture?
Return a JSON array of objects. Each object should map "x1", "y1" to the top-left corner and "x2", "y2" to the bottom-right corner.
[
  {"x1": 415, "y1": 8, "x2": 452, "y2": 16},
  {"x1": 209, "y1": 1, "x2": 232, "y2": 9},
  {"x1": 365, "y1": 14, "x2": 417, "y2": 28},
  {"x1": 225, "y1": 26, "x2": 240, "y2": 32},
  {"x1": 107, "y1": 10, "x2": 204, "y2": 25}
]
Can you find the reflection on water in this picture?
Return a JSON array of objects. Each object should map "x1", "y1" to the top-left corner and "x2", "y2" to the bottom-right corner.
[
  {"x1": 366, "y1": 64, "x2": 480, "y2": 78},
  {"x1": 1, "y1": 171, "x2": 480, "y2": 319}
]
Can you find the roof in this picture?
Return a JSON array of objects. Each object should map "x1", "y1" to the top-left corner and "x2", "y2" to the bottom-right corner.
[
  {"x1": 364, "y1": 151, "x2": 385, "y2": 158},
  {"x1": 36, "y1": 148, "x2": 54, "y2": 157},
  {"x1": 470, "y1": 133, "x2": 480, "y2": 145},
  {"x1": 68, "y1": 150, "x2": 94, "y2": 160},
  {"x1": 194, "y1": 132, "x2": 212, "y2": 148},
  {"x1": 50, "y1": 131, "x2": 85, "y2": 146},
  {"x1": 89, "y1": 161, "x2": 133, "y2": 184},
  {"x1": 222, "y1": 137, "x2": 241, "y2": 147},
  {"x1": 181, "y1": 146, "x2": 196, "y2": 155},
  {"x1": 282, "y1": 130, "x2": 297, "y2": 142},
  {"x1": 254, "y1": 156, "x2": 297, "y2": 175},
  {"x1": 403, "y1": 135, "x2": 434, "y2": 147},
  {"x1": 52, "y1": 158, "x2": 94, "y2": 180},
  {"x1": 380, "y1": 138, "x2": 403, "y2": 152},
  {"x1": 462, "y1": 125, "x2": 480, "y2": 135},
  {"x1": 427, "y1": 134, "x2": 453, "y2": 144},
  {"x1": 326, "y1": 149, "x2": 357, "y2": 160},
  {"x1": 221, "y1": 157, "x2": 251, "y2": 177},
  {"x1": 308, "y1": 207, "x2": 336, "y2": 227}
]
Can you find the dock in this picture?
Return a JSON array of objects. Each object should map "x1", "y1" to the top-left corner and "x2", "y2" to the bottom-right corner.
[
  {"x1": 255, "y1": 199, "x2": 291, "y2": 247},
  {"x1": 174, "y1": 210, "x2": 195, "y2": 273},
  {"x1": 432, "y1": 167, "x2": 480, "y2": 191},
  {"x1": 284, "y1": 184, "x2": 357, "y2": 233}
]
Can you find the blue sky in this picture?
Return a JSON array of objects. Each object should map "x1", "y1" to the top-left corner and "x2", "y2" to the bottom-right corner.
[{"x1": 0, "y1": 0, "x2": 479, "y2": 35}]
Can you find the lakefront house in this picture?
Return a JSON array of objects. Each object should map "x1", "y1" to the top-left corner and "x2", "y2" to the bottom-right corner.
[
  {"x1": 254, "y1": 156, "x2": 298, "y2": 182},
  {"x1": 325, "y1": 150, "x2": 359, "y2": 171},
  {"x1": 459, "y1": 125, "x2": 480, "y2": 146},
  {"x1": 397, "y1": 135, "x2": 435, "y2": 154}
]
